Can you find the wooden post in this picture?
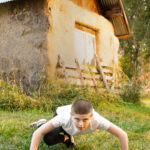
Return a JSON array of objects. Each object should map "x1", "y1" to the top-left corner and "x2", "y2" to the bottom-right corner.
[
  {"x1": 88, "y1": 67, "x2": 96, "y2": 87},
  {"x1": 58, "y1": 55, "x2": 68, "y2": 81},
  {"x1": 75, "y1": 58, "x2": 84, "y2": 85},
  {"x1": 88, "y1": 67, "x2": 98, "y2": 92},
  {"x1": 95, "y1": 54, "x2": 109, "y2": 90}
]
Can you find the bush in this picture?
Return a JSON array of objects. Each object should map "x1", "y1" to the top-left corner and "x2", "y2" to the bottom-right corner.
[
  {"x1": 119, "y1": 81, "x2": 141, "y2": 103},
  {"x1": 0, "y1": 78, "x2": 120, "y2": 111},
  {"x1": 0, "y1": 80, "x2": 35, "y2": 110}
]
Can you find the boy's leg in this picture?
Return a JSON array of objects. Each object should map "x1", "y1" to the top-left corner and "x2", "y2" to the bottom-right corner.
[
  {"x1": 29, "y1": 113, "x2": 75, "y2": 147},
  {"x1": 43, "y1": 112, "x2": 69, "y2": 146},
  {"x1": 29, "y1": 112, "x2": 57, "y2": 128},
  {"x1": 44, "y1": 112, "x2": 75, "y2": 147},
  {"x1": 29, "y1": 119, "x2": 47, "y2": 128},
  {"x1": 43, "y1": 126, "x2": 75, "y2": 148},
  {"x1": 43, "y1": 126, "x2": 66, "y2": 146}
]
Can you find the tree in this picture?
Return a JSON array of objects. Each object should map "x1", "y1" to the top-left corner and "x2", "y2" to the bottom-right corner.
[{"x1": 120, "y1": 0, "x2": 150, "y2": 79}]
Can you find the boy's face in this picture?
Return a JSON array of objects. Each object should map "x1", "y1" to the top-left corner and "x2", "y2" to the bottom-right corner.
[{"x1": 71, "y1": 113, "x2": 93, "y2": 131}]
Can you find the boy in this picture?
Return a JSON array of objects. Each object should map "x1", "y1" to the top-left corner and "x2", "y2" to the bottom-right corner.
[{"x1": 30, "y1": 99, "x2": 128, "y2": 150}]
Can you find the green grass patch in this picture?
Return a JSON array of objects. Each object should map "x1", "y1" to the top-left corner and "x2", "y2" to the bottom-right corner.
[
  {"x1": 1, "y1": 101, "x2": 150, "y2": 150},
  {"x1": 0, "y1": 78, "x2": 150, "y2": 149},
  {"x1": 141, "y1": 94, "x2": 150, "y2": 108}
]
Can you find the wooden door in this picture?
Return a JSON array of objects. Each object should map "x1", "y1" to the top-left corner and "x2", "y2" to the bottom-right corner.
[{"x1": 74, "y1": 25, "x2": 96, "y2": 66}]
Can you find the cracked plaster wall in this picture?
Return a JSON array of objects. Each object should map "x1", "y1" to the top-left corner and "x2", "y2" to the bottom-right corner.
[{"x1": 0, "y1": 0, "x2": 49, "y2": 86}]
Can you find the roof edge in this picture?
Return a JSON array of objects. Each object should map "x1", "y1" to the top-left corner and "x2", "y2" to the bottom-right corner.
[{"x1": 0, "y1": 0, "x2": 15, "y2": 4}]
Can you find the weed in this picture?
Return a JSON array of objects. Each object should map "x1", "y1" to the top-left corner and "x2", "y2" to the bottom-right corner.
[{"x1": 119, "y1": 80, "x2": 141, "y2": 103}]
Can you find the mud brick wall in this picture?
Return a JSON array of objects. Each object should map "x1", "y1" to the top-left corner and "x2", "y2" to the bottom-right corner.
[{"x1": 0, "y1": 0, "x2": 49, "y2": 88}]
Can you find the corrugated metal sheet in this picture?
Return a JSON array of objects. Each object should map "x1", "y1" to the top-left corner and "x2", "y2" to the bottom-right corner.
[
  {"x1": 0, "y1": 0, "x2": 15, "y2": 3},
  {"x1": 97, "y1": 0, "x2": 130, "y2": 39}
]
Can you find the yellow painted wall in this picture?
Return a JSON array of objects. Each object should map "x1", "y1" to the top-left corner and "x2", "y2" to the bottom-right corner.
[
  {"x1": 47, "y1": 0, "x2": 119, "y2": 77},
  {"x1": 70, "y1": 0, "x2": 99, "y2": 14}
]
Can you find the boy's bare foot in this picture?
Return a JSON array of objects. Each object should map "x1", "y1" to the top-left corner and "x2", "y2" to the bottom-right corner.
[
  {"x1": 64, "y1": 135, "x2": 70, "y2": 142},
  {"x1": 64, "y1": 135, "x2": 75, "y2": 148}
]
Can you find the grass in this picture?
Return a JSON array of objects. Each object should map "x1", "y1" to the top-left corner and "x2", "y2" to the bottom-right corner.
[
  {"x1": 141, "y1": 94, "x2": 150, "y2": 108},
  {"x1": 0, "y1": 78, "x2": 150, "y2": 149},
  {"x1": 0, "y1": 101, "x2": 150, "y2": 150}
]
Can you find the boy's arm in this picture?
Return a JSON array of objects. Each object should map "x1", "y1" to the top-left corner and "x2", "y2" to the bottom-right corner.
[
  {"x1": 30, "y1": 121, "x2": 55, "y2": 150},
  {"x1": 107, "y1": 124, "x2": 129, "y2": 150}
]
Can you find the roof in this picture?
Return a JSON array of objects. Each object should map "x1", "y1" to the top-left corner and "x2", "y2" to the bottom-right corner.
[
  {"x1": 96, "y1": 0, "x2": 130, "y2": 39},
  {"x1": 0, "y1": 0, "x2": 14, "y2": 3}
]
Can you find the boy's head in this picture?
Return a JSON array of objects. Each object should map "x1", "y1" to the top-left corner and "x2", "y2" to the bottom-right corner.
[
  {"x1": 71, "y1": 99, "x2": 93, "y2": 131},
  {"x1": 71, "y1": 99, "x2": 93, "y2": 115}
]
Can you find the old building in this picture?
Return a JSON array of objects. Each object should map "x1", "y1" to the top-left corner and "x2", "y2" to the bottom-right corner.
[{"x1": 0, "y1": 0, "x2": 130, "y2": 88}]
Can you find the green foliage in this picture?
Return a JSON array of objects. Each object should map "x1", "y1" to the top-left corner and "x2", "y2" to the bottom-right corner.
[
  {"x1": 119, "y1": 81, "x2": 141, "y2": 103},
  {"x1": 120, "y1": 0, "x2": 150, "y2": 78},
  {"x1": 0, "y1": 80, "x2": 35, "y2": 110},
  {"x1": 119, "y1": 55, "x2": 134, "y2": 78},
  {"x1": 0, "y1": 78, "x2": 119, "y2": 111}
]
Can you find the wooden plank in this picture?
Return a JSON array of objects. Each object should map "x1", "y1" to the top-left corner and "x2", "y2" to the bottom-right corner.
[
  {"x1": 66, "y1": 69, "x2": 79, "y2": 77},
  {"x1": 94, "y1": 74, "x2": 101, "y2": 79},
  {"x1": 68, "y1": 78, "x2": 81, "y2": 85},
  {"x1": 75, "y1": 23, "x2": 96, "y2": 35},
  {"x1": 82, "y1": 64, "x2": 98, "y2": 72},
  {"x1": 117, "y1": 34, "x2": 131, "y2": 39},
  {"x1": 58, "y1": 55, "x2": 68, "y2": 81},
  {"x1": 95, "y1": 55, "x2": 109, "y2": 90},
  {"x1": 105, "y1": 8, "x2": 123, "y2": 18},
  {"x1": 118, "y1": 0, "x2": 130, "y2": 35},
  {"x1": 88, "y1": 67, "x2": 97, "y2": 87},
  {"x1": 81, "y1": 69, "x2": 97, "y2": 74},
  {"x1": 100, "y1": 62, "x2": 113, "y2": 67},
  {"x1": 82, "y1": 73, "x2": 92, "y2": 80},
  {"x1": 106, "y1": 13, "x2": 123, "y2": 18},
  {"x1": 105, "y1": 76, "x2": 113, "y2": 80},
  {"x1": 102, "y1": 68, "x2": 113, "y2": 73},
  {"x1": 75, "y1": 58, "x2": 84, "y2": 85},
  {"x1": 83, "y1": 79, "x2": 94, "y2": 86},
  {"x1": 58, "y1": 66, "x2": 100, "y2": 79}
]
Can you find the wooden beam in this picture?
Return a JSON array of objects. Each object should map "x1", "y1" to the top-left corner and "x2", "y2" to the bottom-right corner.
[
  {"x1": 95, "y1": 54, "x2": 109, "y2": 90},
  {"x1": 75, "y1": 58, "x2": 84, "y2": 85},
  {"x1": 75, "y1": 23, "x2": 96, "y2": 35},
  {"x1": 117, "y1": 34, "x2": 131, "y2": 39},
  {"x1": 88, "y1": 67, "x2": 97, "y2": 86},
  {"x1": 118, "y1": 0, "x2": 131, "y2": 35},
  {"x1": 58, "y1": 55, "x2": 68, "y2": 81},
  {"x1": 105, "y1": 8, "x2": 123, "y2": 18},
  {"x1": 105, "y1": 12, "x2": 123, "y2": 18}
]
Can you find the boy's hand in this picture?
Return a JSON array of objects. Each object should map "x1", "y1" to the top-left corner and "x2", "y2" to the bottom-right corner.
[
  {"x1": 107, "y1": 124, "x2": 128, "y2": 150},
  {"x1": 30, "y1": 121, "x2": 55, "y2": 150}
]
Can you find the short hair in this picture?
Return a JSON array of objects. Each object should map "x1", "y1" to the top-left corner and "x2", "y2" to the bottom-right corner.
[{"x1": 71, "y1": 99, "x2": 93, "y2": 115}]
